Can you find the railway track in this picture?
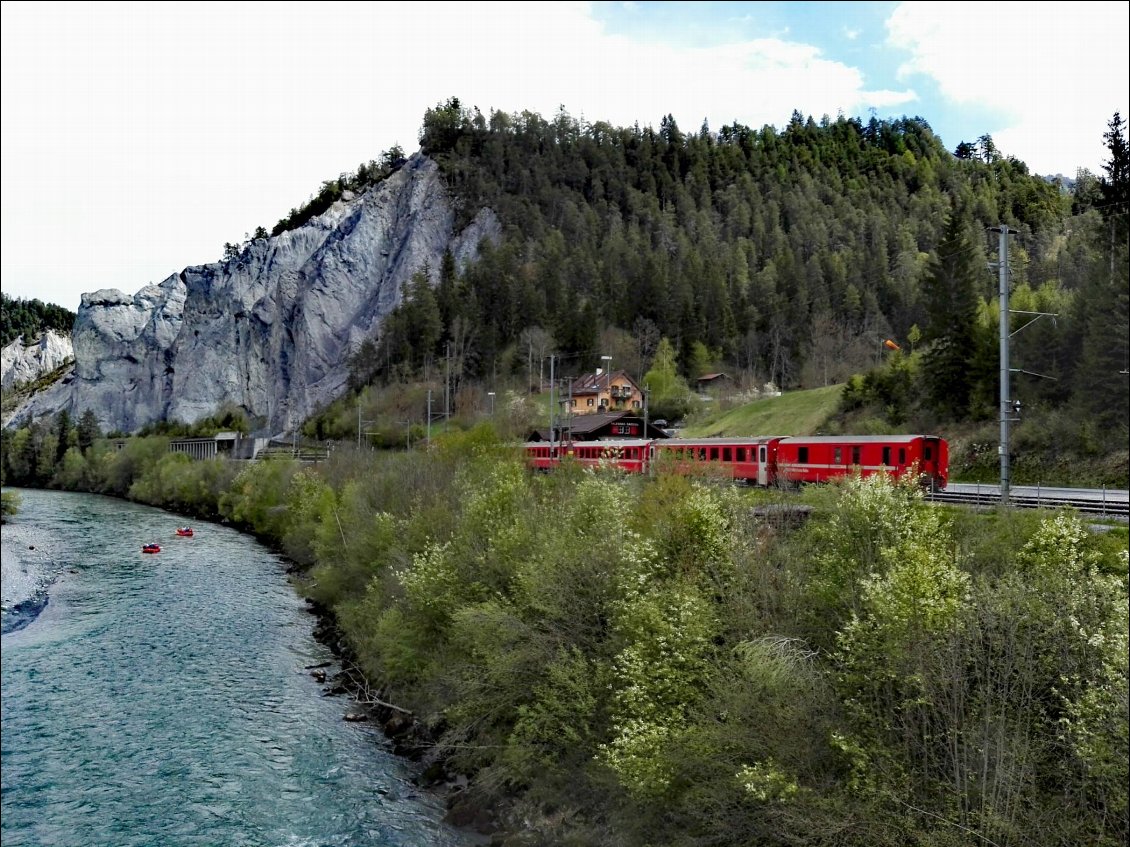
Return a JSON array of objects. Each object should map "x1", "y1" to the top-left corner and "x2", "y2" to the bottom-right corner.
[{"x1": 926, "y1": 485, "x2": 1129, "y2": 519}]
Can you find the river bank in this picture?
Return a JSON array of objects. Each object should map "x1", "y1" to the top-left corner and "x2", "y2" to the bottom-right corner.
[
  {"x1": 0, "y1": 511, "x2": 66, "y2": 634},
  {"x1": 300, "y1": 597, "x2": 507, "y2": 842}
]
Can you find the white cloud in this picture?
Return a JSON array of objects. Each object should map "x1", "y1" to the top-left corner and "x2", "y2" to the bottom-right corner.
[
  {"x1": 886, "y1": 1, "x2": 1130, "y2": 175},
  {"x1": 0, "y1": 1, "x2": 968, "y2": 309}
]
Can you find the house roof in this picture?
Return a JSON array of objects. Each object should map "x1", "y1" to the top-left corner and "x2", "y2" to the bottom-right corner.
[
  {"x1": 696, "y1": 372, "x2": 730, "y2": 383},
  {"x1": 527, "y1": 411, "x2": 670, "y2": 442},
  {"x1": 567, "y1": 369, "x2": 640, "y2": 396}
]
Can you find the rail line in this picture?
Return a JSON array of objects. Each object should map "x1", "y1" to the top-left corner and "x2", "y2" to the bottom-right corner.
[{"x1": 926, "y1": 486, "x2": 1129, "y2": 519}]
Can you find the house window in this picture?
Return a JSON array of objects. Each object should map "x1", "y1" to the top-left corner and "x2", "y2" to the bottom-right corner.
[
  {"x1": 632, "y1": 400, "x2": 640, "y2": 408},
  {"x1": 570, "y1": 399, "x2": 576, "y2": 407},
  {"x1": 587, "y1": 398, "x2": 594, "y2": 407}
]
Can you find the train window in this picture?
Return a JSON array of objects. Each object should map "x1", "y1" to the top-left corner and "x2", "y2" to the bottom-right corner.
[
  {"x1": 798, "y1": 447, "x2": 809, "y2": 463},
  {"x1": 710, "y1": 448, "x2": 719, "y2": 461},
  {"x1": 882, "y1": 446, "x2": 891, "y2": 466},
  {"x1": 698, "y1": 448, "x2": 706, "y2": 461},
  {"x1": 852, "y1": 446, "x2": 861, "y2": 465},
  {"x1": 834, "y1": 447, "x2": 842, "y2": 464},
  {"x1": 736, "y1": 447, "x2": 745, "y2": 462},
  {"x1": 899, "y1": 448, "x2": 906, "y2": 465},
  {"x1": 925, "y1": 446, "x2": 933, "y2": 460}
]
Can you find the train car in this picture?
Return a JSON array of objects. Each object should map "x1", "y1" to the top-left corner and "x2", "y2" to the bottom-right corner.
[
  {"x1": 525, "y1": 442, "x2": 563, "y2": 471},
  {"x1": 525, "y1": 439, "x2": 654, "y2": 474},
  {"x1": 653, "y1": 437, "x2": 785, "y2": 485},
  {"x1": 775, "y1": 434, "x2": 948, "y2": 489},
  {"x1": 525, "y1": 434, "x2": 949, "y2": 490}
]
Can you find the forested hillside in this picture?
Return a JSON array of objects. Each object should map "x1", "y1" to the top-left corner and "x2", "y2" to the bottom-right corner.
[
  {"x1": 353, "y1": 101, "x2": 1126, "y2": 450},
  {"x1": 0, "y1": 292, "x2": 76, "y2": 346}
]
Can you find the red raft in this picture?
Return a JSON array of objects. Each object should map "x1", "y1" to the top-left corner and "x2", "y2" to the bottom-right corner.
[
  {"x1": 175, "y1": 527, "x2": 194, "y2": 537},
  {"x1": 142, "y1": 543, "x2": 161, "y2": 554}
]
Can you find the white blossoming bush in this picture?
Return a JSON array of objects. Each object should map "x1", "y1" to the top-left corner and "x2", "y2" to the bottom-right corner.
[
  {"x1": 599, "y1": 485, "x2": 727, "y2": 798},
  {"x1": 281, "y1": 466, "x2": 335, "y2": 565},
  {"x1": 455, "y1": 460, "x2": 533, "y2": 573},
  {"x1": 1017, "y1": 517, "x2": 1129, "y2": 824},
  {"x1": 737, "y1": 759, "x2": 800, "y2": 802},
  {"x1": 808, "y1": 474, "x2": 935, "y2": 633},
  {"x1": 657, "y1": 483, "x2": 734, "y2": 577},
  {"x1": 395, "y1": 540, "x2": 458, "y2": 627},
  {"x1": 832, "y1": 479, "x2": 970, "y2": 798}
]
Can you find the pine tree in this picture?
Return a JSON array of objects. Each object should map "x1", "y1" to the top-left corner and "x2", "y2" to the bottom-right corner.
[
  {"x1": 54, "y1": 409, "x2": 73, "y2": 466},
  {"x1": 921, "y1": 209, "x2": 986, "y2": 419},
  {"x1": 1099, "y1": 112, "x2": 1129, "y2": 213},
  {"x1": 1073, "y1": 113, "x2": 1130, "y2": 439}
]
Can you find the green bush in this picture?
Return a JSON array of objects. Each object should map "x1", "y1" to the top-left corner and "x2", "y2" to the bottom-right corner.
[{"x1": 1, "y1": 489, "x2": 20, "y2": 521}]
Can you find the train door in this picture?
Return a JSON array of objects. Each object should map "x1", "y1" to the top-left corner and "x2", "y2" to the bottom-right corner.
[
  {"x1": 758, "y1": 444, "x2": 768, "y2": 486},
  {"x1": 920, "y1": 436, "x2": 948, "y2": 489}
]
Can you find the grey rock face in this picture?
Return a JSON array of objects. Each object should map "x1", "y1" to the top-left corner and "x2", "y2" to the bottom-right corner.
[
  {"x1": 7, "y1": 154, "x2": 499, "y2": 434},
  {"x1": 0, "y1": 330, "x2": 74, "y2": 391}
]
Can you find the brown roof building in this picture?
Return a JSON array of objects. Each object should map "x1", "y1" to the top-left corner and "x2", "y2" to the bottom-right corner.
[{"x1": 527, "y1": 411, "x2": 669, "y2": 443}]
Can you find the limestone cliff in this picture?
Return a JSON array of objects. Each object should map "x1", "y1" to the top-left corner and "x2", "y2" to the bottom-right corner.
[
  {"x1": 0, "y1": 330, "x2": 74, "y2": 391},
  {"x1": 6, "y1": 154, "x2": 499, "y2": 434}
]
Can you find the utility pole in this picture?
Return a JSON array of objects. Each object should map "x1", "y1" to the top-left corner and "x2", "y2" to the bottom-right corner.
[
  {"x1": 549, "y1": 355, "x2": 556, "y2": 453},
  {"x1": 427, "y1": 389, "x2": 432, "y2": 445},
  {"x1": 991, "y1": 224, "x2": 1017, "y2": 506},
  {"x1": 444, "y1": 342, "x2": 451, "y2": 422},
  {"x1": 568, "y1": 377, "x2": 573, "y2": 442},
  {"x1": 643, "y1": 383, "x2": 649, "y2": 435}
]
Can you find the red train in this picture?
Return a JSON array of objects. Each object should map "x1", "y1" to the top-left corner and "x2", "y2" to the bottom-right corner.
[{"x1": 525, "y1": 434, "x2": 948, "y2": 490}]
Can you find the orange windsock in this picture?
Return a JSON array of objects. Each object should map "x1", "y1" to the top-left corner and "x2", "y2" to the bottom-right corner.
[{"x1": 883, "y1": 339, "x2": 901, "y2": 351}]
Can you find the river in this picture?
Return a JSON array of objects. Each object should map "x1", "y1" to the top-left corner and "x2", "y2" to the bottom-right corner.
[{"x1": 1, "y1": 488, "x2": 476, "y2": 847}]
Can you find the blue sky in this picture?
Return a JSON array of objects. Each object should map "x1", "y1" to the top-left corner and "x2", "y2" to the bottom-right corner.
[{"x1": 2, "y1": 1, "x2": 1127, "y2": 311}]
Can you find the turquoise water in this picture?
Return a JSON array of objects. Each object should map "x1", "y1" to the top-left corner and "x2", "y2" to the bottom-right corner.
[{"x1": 1, "y1": 489, "x2": 472, "y2": 847}]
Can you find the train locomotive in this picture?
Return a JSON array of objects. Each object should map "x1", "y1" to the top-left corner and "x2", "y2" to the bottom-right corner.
[{"x1": 525, "y1": 433, "x2": 948, "y2": 490}]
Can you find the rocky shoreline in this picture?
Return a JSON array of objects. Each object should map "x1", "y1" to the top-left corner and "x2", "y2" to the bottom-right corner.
[{"x1": 300, "y1": 597, "x2": 516, "y2": 845}]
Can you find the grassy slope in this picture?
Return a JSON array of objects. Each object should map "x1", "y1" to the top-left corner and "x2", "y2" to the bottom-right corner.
[{"x1": 680, "y1": 384, "x2": 844, "y2": 437}]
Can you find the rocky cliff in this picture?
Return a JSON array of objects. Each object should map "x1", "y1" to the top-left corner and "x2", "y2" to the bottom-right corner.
[
  {"x1": 0, "y1": 330, "x2": 74, "y2": 391},
  {"x1": 6, "y1": 154, "x2": 499, "y2": 434}
]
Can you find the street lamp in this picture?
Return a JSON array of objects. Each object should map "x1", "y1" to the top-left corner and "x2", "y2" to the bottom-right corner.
[
  {"x1": 487, "y1": 391, "x2": 496, "y2": 416},
  {"x1": 601, "y1": 355, "x2": 612, "y2": 408}
]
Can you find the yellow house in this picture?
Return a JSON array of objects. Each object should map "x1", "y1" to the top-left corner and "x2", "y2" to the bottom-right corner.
[{"x1": 565, "y1": 369, "x2": 644, "y2": 415}]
